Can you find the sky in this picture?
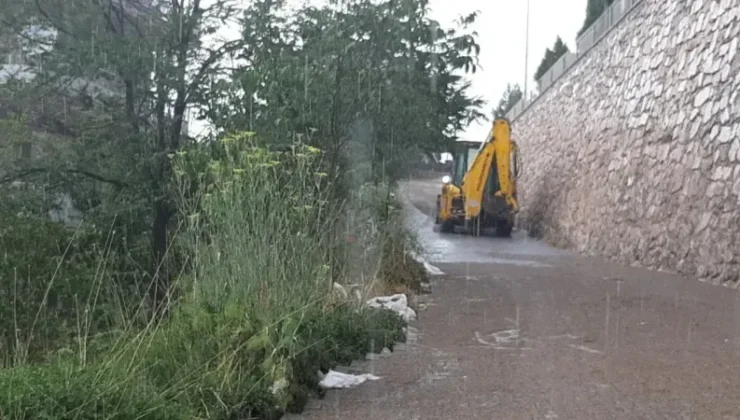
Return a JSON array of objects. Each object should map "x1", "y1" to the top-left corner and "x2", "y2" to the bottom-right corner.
[
  {"x1": 427, "y1": 0, "x2": 587, "y2": 141},
  {"x1": 193, "y1": 0, "x2": 588, "y2": 141}
]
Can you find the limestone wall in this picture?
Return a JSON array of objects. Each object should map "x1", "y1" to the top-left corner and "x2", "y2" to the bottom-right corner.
[{"x1": 514, "y1": 0, "x2": 740, "y2": 285}]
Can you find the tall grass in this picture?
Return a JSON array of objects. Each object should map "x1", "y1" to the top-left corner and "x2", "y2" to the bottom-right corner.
[
  {"x1": 0, "y1": 132, "x2": 417, "y2": 419},
  {"x1": 174, "y1": 133, "x2": 337, "y2": 313}
]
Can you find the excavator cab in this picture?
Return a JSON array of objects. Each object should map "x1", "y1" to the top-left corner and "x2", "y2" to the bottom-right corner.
[
  {"x1": 435, "y1": 140, "x2": 480, "y2": 229},
  {"x1": 435, "y1": 119, "x2": 520, "y2": 237},
  {"x1": 449, "y1": 141, "x2": 481, "y2": 186}
]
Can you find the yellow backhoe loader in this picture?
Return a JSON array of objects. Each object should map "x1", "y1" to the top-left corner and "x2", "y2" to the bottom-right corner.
[{"x1": 434, "y1": 118, "x2": 521, "y2": 237}]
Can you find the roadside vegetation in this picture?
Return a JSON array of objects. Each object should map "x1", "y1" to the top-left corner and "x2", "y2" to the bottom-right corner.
[{"x1": 0, "y1": 0, "x2": 482, "y2": 418}]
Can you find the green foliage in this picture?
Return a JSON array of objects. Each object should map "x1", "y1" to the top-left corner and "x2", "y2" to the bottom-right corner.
[
  {"x1": 534, "y1": 36, "x2": 570, "y2": 82},
  {"x1": 0, "y1": 304, "x2": 404, "y2": 420},
  {"x1": 0, "y1": 0, "x2": 254, "y2": 301},
  {"x1": 0, "y1": 185, "x2": 137, "y2": 363},
  {"x1": 0, "y1": 137, "x2": 412, "y2": 419},
  {"x1": 0, "y1": 0, "x2": 477, "y2": 322},
  {"x1": 172, "y1": 133, "x2": 335, "y2": 311},
  {"x1": 207, "y1": 0, "x2": 485, "y2": 182},
  {"x1": 493, "y1": 84, "x2": 523, "y2": 120},
  {"x1": 578, "y1": 0, "x2": 615, "y2": 37},
  {"x1": 0, "y1": 0, "x2": 474, "y2": 416},
  {"x1": 0, "y1": 361, "x2": 189, "y2": 420}
]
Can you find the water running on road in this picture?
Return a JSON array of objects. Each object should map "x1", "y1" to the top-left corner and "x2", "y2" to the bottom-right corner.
[{"x1": 400, "y1": 180, "x2": 568, "y2": 266}]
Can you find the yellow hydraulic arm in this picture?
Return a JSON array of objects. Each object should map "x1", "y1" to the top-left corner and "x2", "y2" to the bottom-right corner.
[{"x1": 461, "y1": 119, "x2": 519, "y2": 220}]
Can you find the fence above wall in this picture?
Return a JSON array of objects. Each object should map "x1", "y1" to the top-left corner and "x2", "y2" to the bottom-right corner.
[{"x1": 506, "y1": 0, "x2": 644, "y2": 122}]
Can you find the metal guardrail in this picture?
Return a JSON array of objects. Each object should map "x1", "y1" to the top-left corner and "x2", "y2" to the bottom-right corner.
[
  {"x1": 537, "y1": 51, "x2": 577, "y2": 93},
  {"x1": 506, "y1": 0, "x2": 644, "y2": 122}
]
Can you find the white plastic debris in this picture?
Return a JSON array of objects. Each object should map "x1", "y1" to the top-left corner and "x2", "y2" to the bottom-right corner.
[
  {"x1": 408, "y1": 251, "x2": 445, "y2": 276},
  {"x1": 366, "y1": 294, "x2": 417, "y2": 323},
  {"x1": 332, "y1": 282, "x2": 349, "y2": 300},
  {"x1": 318, "y1": 370, "x2": 381, "y2": 389},
  {"x1": 421, "y1": 260, "x2": 444, "y2": 275}
]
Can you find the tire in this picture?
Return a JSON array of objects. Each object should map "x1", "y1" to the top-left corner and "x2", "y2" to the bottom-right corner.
[
  {"x1": 495, "y1": 220, "x2": 513, "y2": 238},
  {"x1": 440, "y1": 219, "x2": 454, "y2": 233},
  {"x1": 434, "y1": 195, "x2": 441, "y2": 224}
]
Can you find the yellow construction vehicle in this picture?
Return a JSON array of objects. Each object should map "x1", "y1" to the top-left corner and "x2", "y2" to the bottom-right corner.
[{"x1": 434, "y1": 118, "x2": 521, "y2": 237}]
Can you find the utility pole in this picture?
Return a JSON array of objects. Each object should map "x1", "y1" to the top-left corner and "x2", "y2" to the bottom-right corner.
[{"x1": 523, "y1": 0, "x2": 531, "y2": 101}]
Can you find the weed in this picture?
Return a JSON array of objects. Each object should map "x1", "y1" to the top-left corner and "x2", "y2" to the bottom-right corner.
[{"x1": 0, "y1": 133, "x2": 421, "y2": 419}]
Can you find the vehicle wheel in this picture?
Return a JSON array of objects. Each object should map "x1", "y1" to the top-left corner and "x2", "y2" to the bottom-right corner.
[
  {"x1": 495, "y1": 220, "x2": 513, "y2": 238},
  {"x1": 434, "y1": 195, "x2": 441, "y2": 224},
  {"x1": 440, "y1": 220, "x2": 454, "y2": 233}
]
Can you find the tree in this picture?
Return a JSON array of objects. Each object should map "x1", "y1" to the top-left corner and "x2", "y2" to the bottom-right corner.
[
  {"x1": 493, "y1": 83, "x2": 523, "y2": 119},
  {"x1": 0, "y1": 0, "x2": 485, "y2": 313},
  {"x1": 206, "y1": 0, "x2": 485, "y2": 183},
  {"x1": 534, "y1": 36, "x2": 569, "y2": 81},
  {"x1": 0, "y1": 0, "x2": 248, "y2": 310},
  {"x1": 578, "y1": 0, "x2": 615, "y2": 37}
]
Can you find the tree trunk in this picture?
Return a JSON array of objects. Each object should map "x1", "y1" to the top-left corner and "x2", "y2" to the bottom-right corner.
[{"x1": 151, "y1": 198, "x2": 172, "y2": 316}]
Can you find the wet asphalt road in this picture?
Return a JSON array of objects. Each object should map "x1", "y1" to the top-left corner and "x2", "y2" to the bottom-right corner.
[{"x1": 291, "y1": 177, "x2": 740, "y2": 420}]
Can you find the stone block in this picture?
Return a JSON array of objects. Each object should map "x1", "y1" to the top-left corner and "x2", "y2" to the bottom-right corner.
[{"x1": 513, "y1": 0, "x2": 740, "y2": 286}]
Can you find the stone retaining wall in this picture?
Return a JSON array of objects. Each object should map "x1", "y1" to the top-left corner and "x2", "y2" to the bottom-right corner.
[{"x1": 514, "y1": 0, "x2": 740, "y2": 285}]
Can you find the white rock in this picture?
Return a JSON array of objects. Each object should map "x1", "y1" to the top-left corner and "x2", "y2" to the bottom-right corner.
[
  {"x1": 718, "y1": 126, "x2": 733, "y2": 143},
  {"x1": 691, "y1": 155, "x2": 702, "y2": 169},
  {"x1": 690, "y1": 120, "x2": 702, "y2": 138},
  {"x1": 720, "y1": 63, "x2": 731, "y2": 81},
  {"x1": 694, "y1": 86, "x2": 714, "y2": 107},
  {"x1": 696, "y1": 212, "x2": 712, "y2": 233},
  {"x1": 654, "y1": 83, "x2": 664, "y2": 97},
  {"x1": 712, "y1": 166, "x2": 733, "y2": 180},
  {"x1": 728, "y1": 37, "x2": 738, "y2": 62},
  {"x1": 729, "y1": 138, "x2": 740, "y2": 162},
  {"x1": 720, "y1": 108, "x2": 731, "y2": 124},
  {"x1": 367, "y1": 294, "x2": 417, "y2": 323},
  {"x1": 702, "y1": 101, "x2": 714, "y2": 123}
]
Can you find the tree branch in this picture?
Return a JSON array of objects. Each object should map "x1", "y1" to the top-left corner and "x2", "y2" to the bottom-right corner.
[
  {"x1": 33, "y1": 0, "x2": 73, "y2": 37},
  {"x1": 66, "y1": 169, "x2": 128, "y2": 188},
  {"x1": 186, "y1": 39, "x2": 246, "y2": 100},
  {"x1": 0, "y1": 167, "x2": 128, "y2": 188},
  {"x1": 0, "y1": 168, "x2": 47, "y2": 185}
]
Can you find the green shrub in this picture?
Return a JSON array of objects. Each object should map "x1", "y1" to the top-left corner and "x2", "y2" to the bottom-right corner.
[
  {"x1": 0, "y1": 186, "x2": 103, "y2": 362},
  {"x1": 0, "y1": 183, "x2": 152, "y2": 364},
  {"x1": 0, "y1": 132, "x2": 420, "y2": 420},
  {"x1": 0, "y1": 360, "x2": 190, "y2": 420}
]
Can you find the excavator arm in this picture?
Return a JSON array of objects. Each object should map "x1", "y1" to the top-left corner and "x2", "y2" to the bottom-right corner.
[
  {"x1": 435, "y1": 118, "x2": 520, "y2": 237},
  {"x1": 461, "y1": 119, "x2": 519, "y2": 219},
  {"x1": 492, "y1": 125, "x2": 519, "y2": 213}
]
